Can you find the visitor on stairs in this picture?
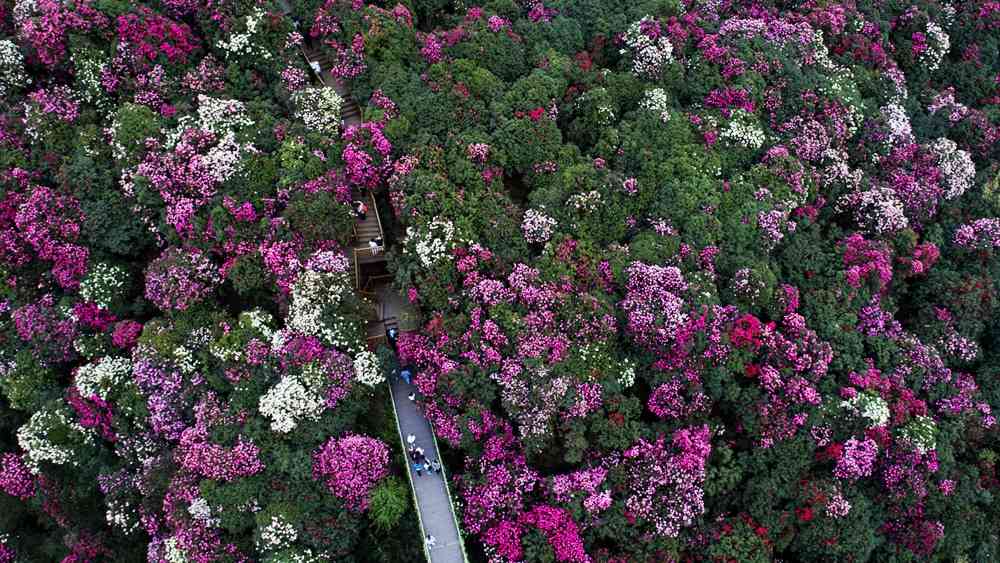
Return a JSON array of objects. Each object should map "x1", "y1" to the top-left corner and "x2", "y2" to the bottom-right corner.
[
  {"x1": 368, "y1": 237, "x2": 383, "y2": 255},
  {"x1": 353, "y1": 200, "x2": 367, "y2": 220}
]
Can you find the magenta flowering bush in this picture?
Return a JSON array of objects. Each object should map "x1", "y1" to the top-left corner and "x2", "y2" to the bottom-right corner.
[
  {"x1": 312, "y1": 433, "x2": 391, "y2": 512},
  {"x1": 144, "y1": 247, "x2": 220, "y2": 311}
]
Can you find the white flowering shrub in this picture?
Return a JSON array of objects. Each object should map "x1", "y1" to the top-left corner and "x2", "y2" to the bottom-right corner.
[
  {"x1": 74, "y1": 356, "x2": 132, "y2": 401},
  {"x1": 404, "y1": 219, "x2": 458, "y2": 268},
  {"x1": 621, "y1": 17, "x2": 674, "y2": 78},
  {"x1": 720, "y1": 110, "x2": 765, "y2": 149},
  {"x1": 17, "y1": 406, "x2": 95, "y2": 474},
  {"x1": 80, "y1": 263, "x2": 128, "y2": 308},
  {"x1": 897, "y1": 415, "x2": 937, "y2": 453},
  {"x1": 166, "y1": 95, "x2": 254, "y2": 148},
  {"x1": 71, "y1": 46, "x2": 108, "y2": 109},
  {"x1": 292, "y1": 87, "x2": 344, "y2": 135},
  {"x1": 353, "y1": 350, "x2": 383, "y2": 387},
  {"x1": 521, "y1": 209, "x2": 557, "y2": 243},
  {"x1": 567, "y1": 190, "x2": 603, "y2": 213},
  {"x1": 259, "y1": 515, "x2": 298, "y2": 551},
  {"x1": 640, "y1": 88, "x2": 671, "y2": 123},
  {"x1": 838, "y1": 187, "x2": 910, "y2": 235},
  {"x1": 930, "y1": 137, "x2": 975, "y2": 200},
  {"x1": 105, "y1": 497, "x2": 140, "y2": 535},
  {"x1": 258, "y1": 374, "x2": 325, "y2": 434},
  {"x1": 880, "y1": 103, "x2": 913, "y2": 145},
  {"x1": 0, "y1": 39, "x2": 29, "y2": 100},
  {"x1": 188, "y1": 497, "x2": 220, "y2": 527},
  {"x1": 919, "y1": 21, "x2": 950, "y2": 72},
  {"x1": 286, "y1": 269, "x2": 361, "y2": 350},
  {"x1": 618, "y1": 358, "x2": 637, "y2": 389},
  {"x1": 217, "y1": 8, "x2": 273, "y2": 61},
  {"x1": 841, "y1": 391, "x2": 890, "y2": 428}
]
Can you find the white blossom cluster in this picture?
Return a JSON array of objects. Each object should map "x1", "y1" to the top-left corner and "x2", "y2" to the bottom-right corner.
[
  {"x1": 405, "y1": 219, "x2": 458, "y2": 268},
  {"x1": 106, "y1": 497, "x2": 140, "y2": 535},
  {"x1": 880, "y1": 103, "x2": 913, "y2": 145},
  {"x1": 202, "y1": 131, "x2": 257, "y2": 184},
  {"x1": 17, "y1": 407, "x2": 95, "y2": 474},
  {"x1": 640, "y1": 88, "x2": 671, "y2": 123},
  {"x1": 838, "y1": 187, "x2": 909, "y2": 235},
  {"x1": 292, "y1": 87, "x2": 344, "y2": 135},
  {"x1": 188, "y1": 497, "x2": 220, "y2": 527},
  {"x1": 71, "y1": 47, "x2": 108, "y2": 109},
  {"x1": 0, "y1": 39, "x2": 29, "y2": 100},
  {"x1": 286, "y1": 269, "x2": 358, "y2": 350},
  {"x1": 919, "y1": 21, "x2": 950, "y2": 72},
  {"x1": 258, "y1": 374, "x2": 325, "y2": 434},
  {"x1": 80, "y1": 263, "x2": 128, "y2": 308},
  {"x1": 163, "y1": 537, "x2": 188, "y2": 563},
  {"x1": 259, "y1": 515, "x2": 298, "y2": 551},
  {"x1": 167, "y1": 95, "x2": 254, "y2": 148},
  {"x1": 75, "y1": 356, "x2": 132, "y2": 401},
  {"x1": 618, "y1": 358, "x2": 637, "y2": 388},
  {"x1": 720, "y1": 110, "x2": 765, "y2": 149},
  {"x1": 217, "y1": 8, "x2": 273, "y2": 61},
  {"x1": 353, "y1": 350, "x2": 384, "y2": 387},
  {"x1": 809, "y1": 31, "x2": 862, "y2": 134},
  {"x1": 930, "y1": 137, "x2": 975, "y2": 200},
  {"x1": 621, "y1": 17, "x2": 674, "y2": 78},
  {"x1": 242, "y1": 309, "x2": 277, "y2": 338},
  {"x1": 841, "y1": 391, "x2": 890, "y2": 427},
  {"x1": 521, "y1": 208, "x2": 557, "y2": 244},
  {"x1": 898, "y1": 415, "x2": 937, "y2": 453},
  {"x1": 567, "y1": 190, "x2": 603, "y2": 213}
]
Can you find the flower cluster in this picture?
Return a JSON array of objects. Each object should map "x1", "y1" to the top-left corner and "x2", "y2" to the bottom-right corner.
[
  {"x1": 312, "y1": 434, "x2": 390, "y2": 512},
  {"x1": 621, "y1": 16, "x2": 674, "y2": 78},
  {"x1": 292, "y1": 87, "x2": 344, "y2": 136},
  {"x1": 144, "y1": 247, "x2": 220, "y2": 311},
  {"x1": 521, "y1": 209, "x2": 557, "y2": 243}
]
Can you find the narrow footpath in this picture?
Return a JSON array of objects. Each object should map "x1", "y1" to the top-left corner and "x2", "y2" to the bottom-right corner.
[{"x1": 295, "y1": 41, "x2": 468, "y2": 563}]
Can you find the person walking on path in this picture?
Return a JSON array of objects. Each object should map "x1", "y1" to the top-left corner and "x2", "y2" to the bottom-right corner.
[
  {"x1": 406, "y1": 433, "x2": 416, "y2": 445},
  {"x1": 413, "y1": 461, "x2": 424, "y2": 477},
  {"x1": 425, "y1": 535, "x2": 437, "y2": 548},
  {"x1": 353, "y1": 200, "x2": 367, "y2": 220},
  {"x1": 430, "y1": 459, "x2": 442, "y2": 474},
  {"x1": 408, "y1": 392, "x2": 416, "y2": 401},
  {"x1": 399, "y1": 368, "x2": 411, "y2": 385},
  {"x1": 408, "y1": 446, "x2": 418, "y2": 461}
]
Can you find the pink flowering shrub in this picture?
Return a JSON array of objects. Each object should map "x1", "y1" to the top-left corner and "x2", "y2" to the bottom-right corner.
[
  {"x1": 312, "y1": 434, "x2": 391, "y2": 511},
  {"x1": 144, "y1": 247, "x2": 220, "y2": 311}
]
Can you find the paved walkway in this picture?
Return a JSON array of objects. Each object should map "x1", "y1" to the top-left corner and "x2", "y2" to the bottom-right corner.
[
  {"x1": 294, "y1": 38, "x2": 467, "y2": 563},
  {"x1": 390, "y1": 374, "x2": 466, "y2": 563}
]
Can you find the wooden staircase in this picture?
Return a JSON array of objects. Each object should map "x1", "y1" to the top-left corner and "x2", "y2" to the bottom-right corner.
[{"x1": 301, "y1": 48, "x2": 363, "y2": 126}]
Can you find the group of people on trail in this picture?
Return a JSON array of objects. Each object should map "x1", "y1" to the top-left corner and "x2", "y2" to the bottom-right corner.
[
  {"x1": 407, "y1": 433, "x2": 442, "y2": 477},
  {"x1": 352, "y1": 200, "x2": 384, "y2": 255}
]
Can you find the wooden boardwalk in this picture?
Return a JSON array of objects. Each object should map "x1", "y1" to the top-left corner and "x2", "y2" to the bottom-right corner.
[{"x1": 293, "y1": 38, "x2": 468, "y2": 563}]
